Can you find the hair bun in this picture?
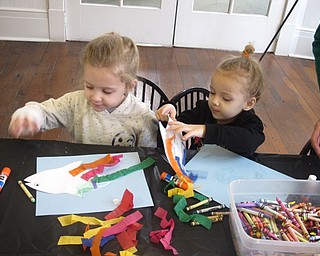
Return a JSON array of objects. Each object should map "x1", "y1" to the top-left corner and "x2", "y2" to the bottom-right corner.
[{"x1": 242, "y1": 44, "x2": 255, "y2": 57}]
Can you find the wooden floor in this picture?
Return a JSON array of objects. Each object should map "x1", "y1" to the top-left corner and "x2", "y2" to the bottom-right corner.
[{"x1": 0, "y1": 40, "x2": 319, "y2": 155}]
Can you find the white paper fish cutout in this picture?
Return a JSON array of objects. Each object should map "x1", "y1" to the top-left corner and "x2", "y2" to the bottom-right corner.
[
  {"x1": 24, "y1": 161, "x2": 83, "y2": 195},
  {"x1": 24, "y1": 161, "x2": 111, "y2": 196}
]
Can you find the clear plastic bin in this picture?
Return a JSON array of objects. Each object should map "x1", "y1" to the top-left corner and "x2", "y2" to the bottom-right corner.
[{"x1": 228, "y1": 179, "x2": 320, "y2": 256}]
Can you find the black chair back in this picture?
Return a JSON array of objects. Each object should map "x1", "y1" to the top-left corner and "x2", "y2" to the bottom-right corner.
[
  {"x1": 134, "y1": 76, "x2": 169, "y2": 111},
  {"x1": 170, "y1": 87, "x2": 209, "y2": 116},
  {"x1": 170, "y1": 87, "x2": 209, "y2": 149}
]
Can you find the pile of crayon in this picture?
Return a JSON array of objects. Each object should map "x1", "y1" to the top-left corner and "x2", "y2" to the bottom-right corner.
[
  {"x1": 236, "y1": 197, "x2": 320, "y2": 242},
  {"x1": 185, "y1": 197, "x2": 228, "y2": 226}
]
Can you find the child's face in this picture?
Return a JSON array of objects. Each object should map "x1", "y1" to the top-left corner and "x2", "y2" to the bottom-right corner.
[
  {"x1": 83, "y1": 64, "x2": 132, "y2": 112},
  {"x1": 208, "y1": 71, "x2": 255, "y2": 124}
]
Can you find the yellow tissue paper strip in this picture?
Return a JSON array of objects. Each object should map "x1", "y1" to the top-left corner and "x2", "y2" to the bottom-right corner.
[
  {"x1": 167, "y1": 185, "x2": 194, "y2": 198},
  {"x1": 58, "y1": 236, "x2": 83, "y2": 245},
  {"x1": 58, "y1": 214, "x2": 123, "y2": 227},
  {"x1": 119, "y1": 246, "x2": 137, "y2": 255}
]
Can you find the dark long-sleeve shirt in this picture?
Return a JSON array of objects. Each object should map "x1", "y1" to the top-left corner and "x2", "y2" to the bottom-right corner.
[{"x1": 177, "y1": 100, "x2": 265, "y2": 157}]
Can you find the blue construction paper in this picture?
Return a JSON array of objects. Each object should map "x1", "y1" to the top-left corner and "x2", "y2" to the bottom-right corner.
[
  {"x1": 185, "y1": 145, "x2": 293, "y2": 207},
  {"x1": 35, "y1": 152, "x2": 154, "y2": 216}
]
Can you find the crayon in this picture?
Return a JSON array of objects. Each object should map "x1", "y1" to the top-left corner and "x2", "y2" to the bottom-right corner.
[
  {"x1": 195, "y1": 204, "x2": 225, "y2": 214},
  {"x1": 0, "y1": 167, "x2": 11, "y2": 192},
  {"x1": 263, "y1": 228, "x2": 279, "y2": 240},
  {"x1": 186, "y1": 197, "x2": 213, "y2": 211},
  {"x1": 209, "y1": 211, "x2": 230, "y2": 216},
  {"x1": 276, "y1": 197, "x2": 300, "y2": 227},
  {"x1": 207, "y1": 215, "x2": 224, "y2": 222},
  {"x1": 294, "y1": 212, "x2": 310, "y2": 239},
  {"x1": 18, "y1": 180, "x2": 35, "y2": 203}
]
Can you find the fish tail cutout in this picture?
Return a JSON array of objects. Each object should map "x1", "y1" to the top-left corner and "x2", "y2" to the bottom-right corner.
[{"x1": 166, "y1": 136, "x2": 192, "y2": 183}]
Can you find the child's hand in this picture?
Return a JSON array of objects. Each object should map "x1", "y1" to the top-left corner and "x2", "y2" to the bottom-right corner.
[
  {"x1": 156, "y1": 104, "x2": 177, "y2": 121},
  {"x1": 8, "y1": 107, "x2": 42, "y2": 138},
  {"x1": 168, "y1": 120, "x2": 206, "y2": 141}
]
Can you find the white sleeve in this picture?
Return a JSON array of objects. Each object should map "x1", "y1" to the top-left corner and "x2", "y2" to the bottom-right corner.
[
  {"x1": 11, "y1": 103, "x2": 44, "y2": 130},
  {"x1": 137, "y1": 111, "x2": 158, "y2": 148}
]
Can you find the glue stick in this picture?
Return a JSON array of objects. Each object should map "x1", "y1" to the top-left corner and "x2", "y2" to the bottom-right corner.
[
  {"x1": 0, "y1": 167, "x2": 11, "y2": 192},
  {"x1": 160, "y1": 172, "x2": 188, "y2": 190}
]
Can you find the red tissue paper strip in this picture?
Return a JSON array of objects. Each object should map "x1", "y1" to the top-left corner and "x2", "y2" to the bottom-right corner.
[
  {"x1": 81, "y1": 155, "x2": 123, "y2": 181},
  {"x1": 104, "y1": 189, "x2": 134, "y2": 220},
  {"x1": 149, "y1": 207, "x2": 178, "y2": 255},
  {"x1": 116, "y1": 226, "x2": 138, "y2": 250},
  {"x1": 102, "y1": 211, "x2": 143, "y2": 238}
]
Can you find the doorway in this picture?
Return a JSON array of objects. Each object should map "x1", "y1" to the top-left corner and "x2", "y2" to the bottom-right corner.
[{"x1": 65, "y1": 0, "x2": 286, "y2": 52}]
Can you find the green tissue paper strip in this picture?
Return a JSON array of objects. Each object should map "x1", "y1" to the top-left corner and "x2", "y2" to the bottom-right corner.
[
  {"x1": 173, "y1": 195, "x2": 212, "y2": 230},
  {"x1": 92, "y1": 156, "x2": 156, "y2": 183}
]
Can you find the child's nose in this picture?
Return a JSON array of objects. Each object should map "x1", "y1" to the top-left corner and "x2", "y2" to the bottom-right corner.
[
  {"x1": 92, "y1": 91, "x2": 102, "y2": 101},
  {"x1": 211, "y1": 96, "x2": 219, "y2": 106}
]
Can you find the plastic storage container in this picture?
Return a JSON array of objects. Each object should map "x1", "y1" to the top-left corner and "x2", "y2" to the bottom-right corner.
[{"x1": 228, "y1": 179, "x2": 320, "y2": 256}]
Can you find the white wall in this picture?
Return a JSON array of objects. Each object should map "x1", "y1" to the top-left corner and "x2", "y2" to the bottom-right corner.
[
  {"x1": 275, "y1": 0, "x2": 320, "y2": 59},
  {"x1": 0, "y1": 0, "x2": 65, "y2": 41},
  {"x1": 0, "y1": 0, "x2": 319, "y2": 59}
]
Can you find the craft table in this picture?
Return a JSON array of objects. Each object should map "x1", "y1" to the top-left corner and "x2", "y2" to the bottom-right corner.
[{"x1": 0, "y1": 138, "x2": 319, "y2": 256}]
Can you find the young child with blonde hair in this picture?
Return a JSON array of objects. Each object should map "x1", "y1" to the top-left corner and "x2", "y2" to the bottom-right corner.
[
  {"x1": 9, "y1": 32, "x2": 158, "y2": 147},
  {"x1": 156, "y1": 44, "x2": 265, "y2": 157}
]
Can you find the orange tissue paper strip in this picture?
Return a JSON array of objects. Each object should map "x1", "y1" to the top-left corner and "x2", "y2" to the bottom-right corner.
[{"x1": 69, "y1": 154, "x2": 114, "y2": 176}]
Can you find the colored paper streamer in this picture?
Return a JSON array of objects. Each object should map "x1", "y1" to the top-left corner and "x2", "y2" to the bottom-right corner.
[
  {"x1": 70, "y1": 154, "x2": 117, "y2": 176},
  {"x1": 149, "y1": 207, "x2": 178, "y2": 255},
  {"x1": 173, "y1": 195, "x2": 212, "y2": 230},
  {"x1": 105, "y1": 189, "x2": 134, "y2": 220},
  {"x1": 93, "y1": 157, "x2": 155, "y2": 183}
]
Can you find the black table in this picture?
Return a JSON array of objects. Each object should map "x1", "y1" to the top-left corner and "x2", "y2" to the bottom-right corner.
[{"x1": 0, "y1": 138, "x2": 319, "y2": 256}]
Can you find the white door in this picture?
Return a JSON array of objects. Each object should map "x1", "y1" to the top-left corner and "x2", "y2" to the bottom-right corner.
[
  {"x1": 174, "y1": 0, "x2": 286, "y2": 52},
  {"x1": 65, "y1": 0, "x2": 177, "y2": 46},
  {"x1": 65, "y1": 0, "x2": 286, "y2": 52}
]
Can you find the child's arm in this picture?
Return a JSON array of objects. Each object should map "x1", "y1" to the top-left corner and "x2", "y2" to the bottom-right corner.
[
  {"x1": 8, "y1": 91, "x2": 80, "y2": 138},
  {"x1": 204, "y1": 113, "x2": 265, "y2": 156},
  {"x1": 156, "y1": 103, "x2": 177, "y2": 121}
]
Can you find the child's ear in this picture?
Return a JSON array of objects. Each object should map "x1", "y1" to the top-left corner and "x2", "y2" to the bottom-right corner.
[
  {"x1": 243, "y1": 97, "x2": 256, "y2": 111},
  {"x1": 127, "y1": 79, "x2": 137, "y2": 92}
]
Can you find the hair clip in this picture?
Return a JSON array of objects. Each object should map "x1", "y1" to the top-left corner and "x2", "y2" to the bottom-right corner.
[{"x1": 242, "y1": 50, "x2": 250, "y2": 58}]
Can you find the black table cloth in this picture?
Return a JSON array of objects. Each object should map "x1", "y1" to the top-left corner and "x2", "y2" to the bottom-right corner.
[{"x1": 0, "y1": 138, "x2": 319, "y2": 256}]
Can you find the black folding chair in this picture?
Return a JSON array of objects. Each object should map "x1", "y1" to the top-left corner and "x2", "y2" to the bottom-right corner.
[
  {"x1": 170, "y1": 87, "x2": 210, "y2": 116},
  {"x1": 170, "y1": 87, "x2": 210, "y2": 148},
  {"x1": 134, "y1": 76, "x2": 169, "y2": 111},
  {"x1": 299, "y1": 140, "x2": 316, "y2": 155}
]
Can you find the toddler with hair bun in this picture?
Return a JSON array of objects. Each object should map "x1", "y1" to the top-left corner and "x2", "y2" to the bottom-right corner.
[{"x1": 156, "y1": 44, "x2": 265, "y2": 158}]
